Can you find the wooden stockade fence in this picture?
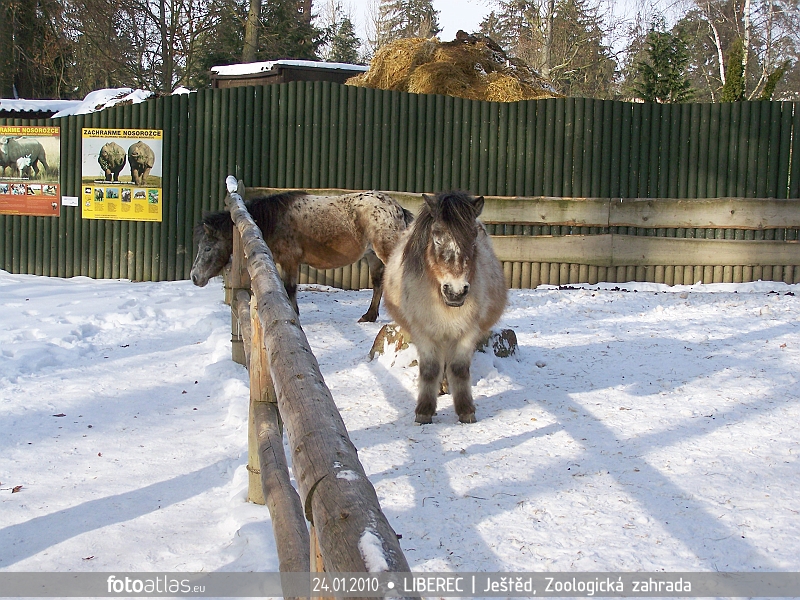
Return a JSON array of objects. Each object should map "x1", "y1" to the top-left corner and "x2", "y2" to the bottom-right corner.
[
  {"x1": 250, "y1": 188, "x2": 800, "y2": 288},
  {"x1": 223, "y1": 178, "x2": 410, "y2": 590},
  {"x1": 2, "y1": 86, "x2": 800, "y2": 281}
]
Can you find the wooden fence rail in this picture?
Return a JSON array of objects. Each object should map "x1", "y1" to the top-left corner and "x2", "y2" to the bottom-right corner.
[
  {"x1": 224, "y1": 178, "x2": 410, "y2": 588},
  {"x1": 250, "y1": 188, "x2": 800, "y2": 288}
]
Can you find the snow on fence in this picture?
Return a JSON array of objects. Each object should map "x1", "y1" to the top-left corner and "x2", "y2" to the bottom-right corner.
[
  {"x1": 249, "y1": 187, "x2": 800, "y2": 288},
  {"x1": 222, "y1": 178, "x2": 410, "y2": 587}
]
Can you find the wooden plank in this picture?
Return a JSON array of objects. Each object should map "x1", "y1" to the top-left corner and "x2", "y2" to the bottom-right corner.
[
  {"x1": 491, "y1": 234, "x2": 612, "y2": 265},
  {"x1": 614, "y1": 236, "x2": 800, "y2": 266},
  {"x1": 610, "y1": 197, "x2": 800, "y2": 229},
  {"x1": 492, "y1": 234, "x2": 800, "y2": 267},
  {"x1": 252, "y1": 187, "x2": 800, "y2": 231}
]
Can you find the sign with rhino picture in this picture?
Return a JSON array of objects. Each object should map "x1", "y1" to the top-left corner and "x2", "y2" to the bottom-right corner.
[
  {"x1": 81, "y1": 128, "x2": 163, "y2": 222},
  {"x1": 0, "y1": 125, "x2": 61, "y2": 217}
]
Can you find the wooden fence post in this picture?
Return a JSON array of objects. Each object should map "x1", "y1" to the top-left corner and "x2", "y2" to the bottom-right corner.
[
  {"x1": 230, "y1": 224, "x2": 250, "y2": 366},
  {"x1": 247, "y1": 294, "x2": 268, "y2": 505}
]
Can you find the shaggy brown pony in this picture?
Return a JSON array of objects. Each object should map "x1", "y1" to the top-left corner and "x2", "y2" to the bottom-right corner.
[
  {"x1": 191, "y1": 190, "x2": 412, "y2": 322},
  {"x1": 383, "y1": 191, "x2": 507, "y2": 424}
]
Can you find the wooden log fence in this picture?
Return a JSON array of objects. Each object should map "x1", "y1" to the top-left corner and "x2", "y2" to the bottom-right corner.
[
  {"x1": 249, "y1": 188, "x2": 800, "y2": 288},
  {"x1": 224, "y1": 178, "x2": 410, "y2": 590}
]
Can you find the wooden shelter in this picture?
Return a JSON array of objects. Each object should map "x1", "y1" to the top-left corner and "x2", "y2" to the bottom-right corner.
[{"x1": 210, "y1": 59, "x2": 368, "y2": 89}]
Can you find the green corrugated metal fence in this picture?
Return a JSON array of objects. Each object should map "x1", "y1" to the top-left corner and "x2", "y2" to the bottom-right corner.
[{"x1": 1, "y1": 83, "x2": 799, "y2": 281}]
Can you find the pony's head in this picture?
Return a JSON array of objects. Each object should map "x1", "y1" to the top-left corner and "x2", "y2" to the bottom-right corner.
[
  {"x1": 190, "y1": 211, "x2": 234, "y2": 287},
  {"x1": 406, "y1": 190, "x2": 485, "y2": 307}
]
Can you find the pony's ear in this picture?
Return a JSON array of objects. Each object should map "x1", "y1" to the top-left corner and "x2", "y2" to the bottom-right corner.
[
  {"x1": 472, "y1": 195, "x2": 485, "y2": 216},
  {"x1": 423, "y1": 193, "x2": 438, "y2": 214},
  {"x1": 203, "y1": 223, "x2": 214, "y2": 236}
]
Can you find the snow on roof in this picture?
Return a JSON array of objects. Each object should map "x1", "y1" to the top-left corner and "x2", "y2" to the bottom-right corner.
[
  {"x1": 0, "y1": 98, "x2": 81, "y2": 114},
  {"x1": 210, "y1": 59, "x2": 368, "y2": 77},
  {"x1": 50, "y1": 88, "x2": 155, "y2": 118}
]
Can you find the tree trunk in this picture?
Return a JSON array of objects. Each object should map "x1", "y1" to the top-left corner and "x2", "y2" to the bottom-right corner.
[
  {"x1": 242, "y1": 0, "x2": 261, "y2": 63},
  {"x1": 0, "y1": 0, "x2": 15, "y2": 97},
  {"x1": 13, "y1": 0, "x2": 36, "y2": 98},
  {"x1": 541, "y1": 0, "x2": 555, "y2": 79},
  {"x1": 707, "y1": 14, "x2": 725, "y2": 85},
  {"x1": 742, "y1": 0, "x2": 751, "y2": 90},
  {"x1": 159, "y1": 0, "x2": 173, "y2": 93}
]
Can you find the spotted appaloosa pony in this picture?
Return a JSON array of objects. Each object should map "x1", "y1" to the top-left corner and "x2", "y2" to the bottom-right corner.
[
  {"x1": 383, "y1": 190, "x2": 507, "y2": 424},
  {"x1": 190, "y1": 190, "x2": 412, "y2": 322}
]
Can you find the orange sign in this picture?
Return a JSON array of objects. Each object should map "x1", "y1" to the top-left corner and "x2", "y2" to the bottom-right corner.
[{"x1": 0, "y1": 125, "x2": 61, "y2": 217}]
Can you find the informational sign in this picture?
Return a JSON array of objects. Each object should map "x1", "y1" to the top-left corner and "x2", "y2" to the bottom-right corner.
[
  {"x1": 81, "y1": 128, "x2": 163, "y2": 222},
  {"x1": 0, "y1": 125, "x2": 61, "y2": 217}
]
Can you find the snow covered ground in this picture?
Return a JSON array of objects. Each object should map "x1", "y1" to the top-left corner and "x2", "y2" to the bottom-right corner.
[{"x1": 2, "y1": 270, "x2": 799, "y2": 587}]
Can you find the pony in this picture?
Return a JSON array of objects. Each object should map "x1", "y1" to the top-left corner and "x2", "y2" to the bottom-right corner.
[
  {"x1": 383, "y1": 190, "x2": 507, "y2": 424},
  {"x1": 190, "y1": 190, "x2": 413, "y2": 322}
]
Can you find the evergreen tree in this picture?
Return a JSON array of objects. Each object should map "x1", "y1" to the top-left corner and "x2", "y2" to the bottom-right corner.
[
  {"x1": 633, "y1": 18, "x2": 694, "y2": 103},
  {"x1": 759, "y1": 61, "x2": 790, "y2": 100},
  {"x1": 328, "y1": 17, "x2": 361, "y2": 64},
  {"x1": 1, "y1": 0, "x2": 73, "y2": 98},
  {"x1": 480, "y1": 0, "x2": 616, "y2": 98},
  {"x1": 549, "y1": 0, "x2": 616, "y2": 98},
  {"x1": 259, "y1": 0, "x2": 324, "y2": 60},
  {"x1": 720, "y1": 36, "x2": 745, "y2": 102},
  {"x1": 374, "y1": 0, "x2": 440, "y2": 49}
]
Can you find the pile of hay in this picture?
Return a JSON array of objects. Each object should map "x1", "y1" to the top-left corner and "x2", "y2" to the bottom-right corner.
[{"x1": 346, "y1": 31, "x2": 559, "y2": 102}]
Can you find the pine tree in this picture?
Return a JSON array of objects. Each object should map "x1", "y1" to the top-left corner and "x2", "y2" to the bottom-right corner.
[
  {"x1": 0, "y1": 0, "x2": 14, "y2": 97},
  {"x1": 1, "y1": 0, "x2": 73, "y2": 98},
  {"x1": 480, "y1": 0, "x2": 616, "y2": 98},
  {"x1": 720, "y1": 36, "x2": 745, "y2": 102},
  {"x1": 759, "y1": 61, "x2": 790, "y2": 100},
  {"x1": 633, "y1": 19, "x2": 694, "y2": 103},
  {"x1": 328, "y1": 17, "x2": 361, "y2": 64},
  {"x1": 259, "y1": 0, "x2": 324, "y2": 60},
  {"x1": 374, "y1": 0, "x2": 440, "y2": 49}
]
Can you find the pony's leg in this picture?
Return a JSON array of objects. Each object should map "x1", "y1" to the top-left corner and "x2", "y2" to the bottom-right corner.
[
  {"x1": 358, "y1": 249, "x2": 384, "y2": 322},
  {"x1": 415, "y1": 345, "x2": 444, "y2": 424},
  {"x1": 447, "y1": 345, "x2": 477, "y2": 423},
  {"x1": 282, "y1": 264, "x2": 301, "y2": 316}
]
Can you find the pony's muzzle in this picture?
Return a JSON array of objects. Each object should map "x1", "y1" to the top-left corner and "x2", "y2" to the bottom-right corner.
[
  {"x1": 190, "y1": 272, "x2": 207, "y2": 287},
  {"x1": 442, "y1": 282, "x2": 469, "y2": 306}
]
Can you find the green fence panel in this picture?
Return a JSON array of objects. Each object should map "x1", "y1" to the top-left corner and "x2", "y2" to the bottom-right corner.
[{"x1": 1, "y1": 87, "x2": 798, "y2": 281}]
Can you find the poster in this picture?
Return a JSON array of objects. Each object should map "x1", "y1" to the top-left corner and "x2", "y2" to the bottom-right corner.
[
  {"x1": 81, "y1": 128, "x2": 163, "y2": 222},
  {"x1": 0, "y1": 125, "x2": 61, "y2": 217}
]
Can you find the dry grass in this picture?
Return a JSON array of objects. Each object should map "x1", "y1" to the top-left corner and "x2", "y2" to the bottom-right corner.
[{"x1": 347, "y1": 34, "x2": 560, "y2": 102}]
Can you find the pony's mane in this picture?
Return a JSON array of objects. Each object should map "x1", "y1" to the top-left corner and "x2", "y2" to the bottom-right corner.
[
  {"x1": 245, "y1": 190, "x2": 305, "y2": 239},
  {"x1": 404, "y1": 190, "x2": 479, "y2": 277},
  {"x1": 195, "y1": 209, "x2": 232, "y2": 240},
  {"x1": 195, "y1": 190, "x2": 305, "y2": 240}
]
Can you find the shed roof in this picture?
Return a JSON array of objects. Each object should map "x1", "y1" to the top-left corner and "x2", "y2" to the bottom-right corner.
[{"x1": 210, "y1": 59, "x2": 368, "y2": 77}]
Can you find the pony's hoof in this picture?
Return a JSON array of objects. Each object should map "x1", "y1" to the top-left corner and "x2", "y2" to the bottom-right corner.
[
  {"x1": 358, "y1": 313, "x2": 378, "y2": 323},
  {"x1": 414, "y1": 414, "x2": 433, "y2": 425},
  {"x1": 458, "y1": 413, "x2": 477, "y2": 424}
]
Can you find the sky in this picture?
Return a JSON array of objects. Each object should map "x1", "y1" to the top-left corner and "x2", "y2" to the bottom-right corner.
[{"x1": 2, "y1": 269, "x2": 799, "y2": 585}]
